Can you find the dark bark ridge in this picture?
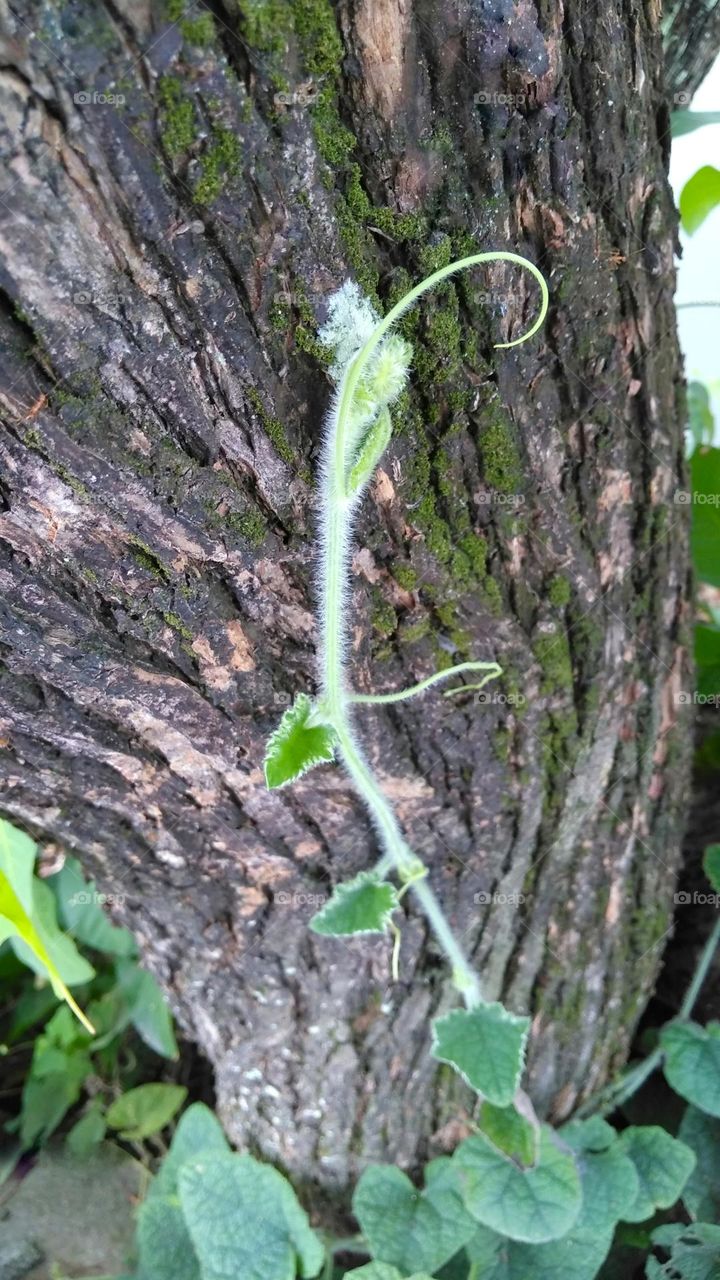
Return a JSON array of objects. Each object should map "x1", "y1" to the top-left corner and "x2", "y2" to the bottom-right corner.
[{"x1": 0, "y1": 0, "x2": 690, "y2": 1195}]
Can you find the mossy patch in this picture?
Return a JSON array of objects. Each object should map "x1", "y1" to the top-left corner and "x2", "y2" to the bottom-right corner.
[
  {"x1": 533, "y1": 631, "x2": 574, "y2": 696},
  {"x1": 246, "y1": 387, "x2": 294, "y2": 466},
  {"x1": 371, "y1": 589, "x2": 398, "y2": 639},
  {"x1": 226, "y1": 510, "x2": 267, "y2": 546},
  {"x1": 478, "y1": 413, "x2": 523, "y2": 494},
  {"x1": 547, "y1": 574, "x2": 571, "y2": 608},
  {"x1": 194, "y1": 126, "x2": 241, "y2": 204},
  {"x1": 158, "y1": 76, "x2": 197, "y2": 158}
]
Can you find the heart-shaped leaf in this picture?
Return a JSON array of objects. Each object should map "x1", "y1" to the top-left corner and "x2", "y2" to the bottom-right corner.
[
  {"x1": 431, "y1": 1003, "x2": 530, "y2": 1105},
  {"x1": 264, "y1": 694, "x2": 336, "y2": 790},
  {"x1": 178, "y1": 1152, "x2": 324, "y2": 1280},
  {"x1": 353, "y1": 1161, "x2": 476, "y2": 1275},
  {"x1": 661, "y1": 1021, "x2": 720, "y2": 1117},
  {"x1": 453, "y1": 1126, "x2": 582, "y2": 1243},
  {"x1": 617, "y1": 1126, "x2": 696, "y2": 1222}
]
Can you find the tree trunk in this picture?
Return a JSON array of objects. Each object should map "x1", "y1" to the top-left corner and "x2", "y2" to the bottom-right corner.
[
  {"x1": 0, "y1": 0, "x2": 695, "y2": 1200},
  {"x1": 664, "y1": 0, "x2": 720, "y2": 102}
]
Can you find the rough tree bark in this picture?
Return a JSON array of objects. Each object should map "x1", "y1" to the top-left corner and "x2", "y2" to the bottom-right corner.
[{"x1": 0, "y1": 0, "x2": 702, "y2": 1202}]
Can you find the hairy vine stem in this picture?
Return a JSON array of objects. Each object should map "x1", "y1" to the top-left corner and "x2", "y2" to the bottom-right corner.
[{"x1": 316, "y1": 252, "x2": 549, "y2": 1004}]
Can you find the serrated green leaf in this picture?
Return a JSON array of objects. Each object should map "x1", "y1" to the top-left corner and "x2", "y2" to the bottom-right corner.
[
  {"x1": 106, "y1": 1083, "x2": 187, "y2": 1141},
  {"x1": 648, "y1": 1222, "x2": 720, "y2": 1279},
  {"x1": 346, "y1": 408, "x2": 392, "y2": 494},
  {"x1": 431, "y1": 1003, "x2": 529, "y2": 1105},
  {"x1": 678, "y1": 1105, "x2": 720, "y2": 1222},
  {"x1": 310, "y1": 872, "x2": 399, "y2": 935},
  {"x1": 661, "y1": 1021, "x2": 720, "y2": 1116},
  {"x1": 264, "y1": 694, "x2": 336, "y2": 790},
  {"x1": 617, "y1": 1126, "x2": 696, "y2": 1222},
  {"x1": 352, "y1": 1161, "x2": 476, "y2": 1274},
  {"x1": 680, "y1": 166, "x2": 720, "y2": 234},
  {"x1": 452, "y1": 1125, "x2": 582, "y2": 1243},
  {"x1": 703, "y1": 846, "x2": 720, "y2": 895},
  {"x1": 178, "y1": 1152, "x2": 324, "y2": 1280}
]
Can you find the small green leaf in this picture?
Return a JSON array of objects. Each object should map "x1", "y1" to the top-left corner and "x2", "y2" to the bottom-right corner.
[
  {"x1": 648, "y1": 1222, "x2": 720, "y2": 1279},
  {"x1": 264, "y1": 694, "x2": 336, "y2": 790},
  {"x1": 680, "y1": 166, "x2": 720, "y2": 234},
  {"x1": 19, "y1": 1006, "x2": 90, "y2": 1142},
  {"x1": 431, "y1": 1003, "x2": 530, "y2": 1105},
  {"x1": 346, "y1": 408, "x2": 392, "y2": 494},
  {"x1": 19, "y1": 1007, "x2": 92, "y2": 1148},
  {"x1": 11, "y1": 878, "x2": 95, "y2": 989},
  {"x1": 106, "y1": 1083, "x2": 187, "y2": 1141},
  {"x1": 0, "y1": 818, "x2": 94, "y2": 1033},
  {"x1": 678, "y1": 1105, "x2": 720, "y2": 1221},
  {"x1": 310, "y1": 872, "x2": 399, "y2": 936},
  {"x1": 703, "y1": 846, "x2": 720, "y2": 895},
  {"x1": 115, "y1": 958, "x2": 178, "y2": 1060},
  {"x1": 178, "y1": 1152, "x2": 324, "y2": 1280},
  {"x1": 617, "y1": 1126, "x2": 696, "y2": 1222},
  {"x1": 66, "y1": 1102, "x2": 107, "y2": 1158},
  {"x1": 453, "y1": 1126, "x2": 582, "y2": 1243},
  {"x1": 478, "y1": 1102, "x2": 536, "y2": 1165},
  {"x1": 49, "y1": 855, "x2": 136, "y2": 957},
  {"x1": 352, "y1": 1161, "x2": 476, "y2": 1275},
  {"x1": 661, "y1": 1021, "x2": 720, "y2": 1117}
]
